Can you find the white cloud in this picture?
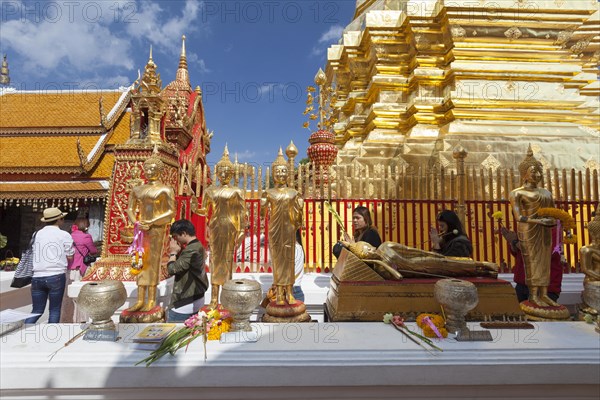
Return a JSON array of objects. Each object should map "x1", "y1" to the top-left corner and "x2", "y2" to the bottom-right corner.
[
  {"x1": 318, "y1": 25, "x2": 344, "y2": 44},
  {"x1": 0, "y1": 0, "x2": 206, "y2": 83},
  {"x1": 258, "y1": 83, "x2": 279, "y2": 96},
  {"x1": 311, "y1": 25, "x2": 344, "y2": 57},
  {"x1": 232, "y1": 150, "x2": 257, "y2": 162},
  {"x1": 125, "y1": 0, "x2": 202, "y2": 52},
  {"x1": 187, "y1": 52, "x2": 211, "y2": 74},
  {"x1": 1, "y1": 10, "x2": 133, "y2": 76}
]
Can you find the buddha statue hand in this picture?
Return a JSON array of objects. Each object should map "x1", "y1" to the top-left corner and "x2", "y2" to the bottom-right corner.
[
  {"x1": 532, "y1": 217, "x2": 556, "y2": 227},
  {"x1": 475, "y1": 261, "x2": 499, "y2": 278}
]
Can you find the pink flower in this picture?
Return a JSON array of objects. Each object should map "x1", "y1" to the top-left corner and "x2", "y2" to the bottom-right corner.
[{"x1": 392, "y1": 315, "x2": 405, "y2": 327}]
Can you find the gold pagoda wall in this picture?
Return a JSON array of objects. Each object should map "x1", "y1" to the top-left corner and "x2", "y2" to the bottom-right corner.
[{"x1": 327, "y1": 0, "x2": 600, "y2": 172}]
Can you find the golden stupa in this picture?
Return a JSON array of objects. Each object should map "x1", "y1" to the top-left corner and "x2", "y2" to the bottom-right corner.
[{"x1": 326, "y1": 0, "x2": 599, "y2": 172}]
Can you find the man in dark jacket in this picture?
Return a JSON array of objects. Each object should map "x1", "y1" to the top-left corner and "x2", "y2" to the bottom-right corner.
[{"x1": 167, "y1": 220, "x2": 209, "y2": 322}]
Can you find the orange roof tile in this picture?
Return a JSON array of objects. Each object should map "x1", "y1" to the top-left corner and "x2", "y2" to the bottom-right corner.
[
  {"x1": 90, "y1": 153, "x2": 116, "y2": 179},
  {"x1": 0, "y1": 90, "x2": 124, "y2": 128},
  {"x1": 108, "y1": 114, "x2": 131, "y2": 145},
  {"x1": 0, "y1": 134, "x2": 102, "y2": 168},
  {"x1": 0, "y1": 181, "x2": 108, "y2": 199},
  {"x1": 0, "y1": 90, "x2": 131, "y2": 172}
]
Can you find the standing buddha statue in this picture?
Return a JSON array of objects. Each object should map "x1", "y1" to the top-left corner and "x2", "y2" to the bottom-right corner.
[
  {"x1": 261, "y1": 148, "x2": 304, "y2": 305},
  {"x1": 124, "y1": 153, "x2": 175, "y2": 316},
  {"x1": 199, "y1": 146, "x2": 246, "y2": 308},
  {"x1": 509, "y1": 145, "x2": 569, "y2": 320}
]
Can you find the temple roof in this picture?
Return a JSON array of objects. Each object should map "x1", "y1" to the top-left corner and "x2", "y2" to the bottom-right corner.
[
  {"x1": 0, "y1": 180, "x2": 109, "y2": 200},
  {"x1": 0, "y1": 89, "x2": 131, "y2": 174},
  {"x1": 0, "y1": 90, "x2": 126, "y2": 129}
]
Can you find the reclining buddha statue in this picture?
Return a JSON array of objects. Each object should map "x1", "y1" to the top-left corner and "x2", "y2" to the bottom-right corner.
[{"x1": 339, "y1": 241, "x2": 499, "y2": 280}]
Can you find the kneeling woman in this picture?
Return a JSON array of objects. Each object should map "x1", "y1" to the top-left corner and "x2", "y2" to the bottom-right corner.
[
  {"x1": 430, "y1": 210, "x2": 472, "y2": 257},
  {"x1": 333, "y1": 206, "x2": 382, "y2": 258}
]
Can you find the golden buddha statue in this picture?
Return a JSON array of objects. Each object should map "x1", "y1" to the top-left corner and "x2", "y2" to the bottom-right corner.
[
  {"x1": 125, "y1": 153, "x2": 175, "y2": 313},
  {"x1": 509, "y1": 146, "x2": 558, "y2": 308},
  {"x1": 580, "y1": 206, "x2": 600, "y2": 313},
  {"x1": 341, "y1": 241, "x2": 498, "y2": 279},
  {"x1": 261, "y1": 149, "x2": 303, "y2": 305},
  {"x1": 199, "y1": 146, "x2": 246, "y2": 308}
]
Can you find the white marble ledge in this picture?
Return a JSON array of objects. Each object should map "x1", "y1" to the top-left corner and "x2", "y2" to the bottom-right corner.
[
  {"x1": 1, "y1": 322, "x2": 598, "y2": 391},
  {"x1": 62, "y1": 272, "x2": 586, "y2": 308}
]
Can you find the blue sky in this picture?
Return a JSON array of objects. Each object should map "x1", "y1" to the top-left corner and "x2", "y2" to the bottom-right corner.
[{"x1": 0, "y1": 0, "x2": 356, "y2": 169}]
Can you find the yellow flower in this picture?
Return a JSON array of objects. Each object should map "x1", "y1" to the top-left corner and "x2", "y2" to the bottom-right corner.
[
  {"x1": 207, "y1": 308, "x2": 220, "y2": 320},
  {"x1": 563, "y1": 233, "x2": 578, "y2": 244},
  {"x1": 538, "y1": 207, "x2": 576, "y2": 230},
  {"x1": 207, "y1": 319, "x2": 231, "y2": 340},
  {"x1": 492, "y1": 211, "x2": 503, "y2": 220}
]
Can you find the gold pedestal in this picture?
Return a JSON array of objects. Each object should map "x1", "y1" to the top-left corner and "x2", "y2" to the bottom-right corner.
[
  {"x1": 325, "y1": 250, "x2": 523, "y2": 322},
  {"x1": 262, "y1": 301, "x2": 311, "y2": 323}
]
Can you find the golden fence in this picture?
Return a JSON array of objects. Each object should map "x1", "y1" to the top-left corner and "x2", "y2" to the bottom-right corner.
[{"x1": 227, "y1": 162, "x2": 598, "y2": 274}]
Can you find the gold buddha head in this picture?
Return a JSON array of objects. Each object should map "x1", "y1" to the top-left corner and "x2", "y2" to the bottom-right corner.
[
  {"x1": 347, "y1": 241, "x2": 377, "y2": 259},
  {"x1": 143, "y1": 154, "x2": 164, "y2": 181},
  {"x1": 518, "y1": 144, "x2": 543, "y2": 186},
  {"x1": 216, "y1": 145, "x2": 234, "y2": 186},
  {"x1": 271, "y1": 147, "x2": 289, "y2": 186},
  {"x1": 589, "y1": 205, "x2": 600, "y2": 243}
]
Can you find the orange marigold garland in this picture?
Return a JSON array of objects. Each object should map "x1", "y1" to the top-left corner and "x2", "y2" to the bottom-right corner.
[
  {"x1": 416, "y1": 313, "x2": 448, "y2": 338},
  {"x1": 538, "y1": 207, "x2": 577, "y2": 244}
]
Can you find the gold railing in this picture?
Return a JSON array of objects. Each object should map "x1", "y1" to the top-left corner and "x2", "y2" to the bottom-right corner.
[{"x1": 194, "y1": 158, "x2": 598, "y2": 274}]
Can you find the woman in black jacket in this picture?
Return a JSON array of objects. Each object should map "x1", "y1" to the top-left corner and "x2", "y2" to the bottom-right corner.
[
  {"x1": 430, "y1": 210, "x2": 473, "y2": 257},
  {"x1": 333, "y1": 206, "x2": 382, "y2": 257}
]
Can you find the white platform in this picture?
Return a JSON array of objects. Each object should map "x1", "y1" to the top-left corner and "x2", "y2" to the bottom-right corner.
[
  {"x1": 0, "y1": 271, "x2": 48, "y2": 322},
  {"x1": 66, "y1": 273, "x2": 332, "y2": 322},
  {"x1": 0, "y1": 321, "x2": 598, "y2": 399},
  {"x1": 8, "y1": 272, "x2": 587, "y2": 324}
]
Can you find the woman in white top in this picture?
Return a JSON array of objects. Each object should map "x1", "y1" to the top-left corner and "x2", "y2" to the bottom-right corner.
[{"x1": 25, "y1": 208, "x2": 74, "y2": 324}]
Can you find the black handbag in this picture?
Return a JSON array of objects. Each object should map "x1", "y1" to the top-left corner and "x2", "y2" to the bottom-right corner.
[
  {"x1": 10, "y1": 231, "x2": 37, "y2": 288},
  {"x1": 83, "y1": 254, "x2": 97, "y2": 265},
  {"x1": 75, "y1": 246, "x2": 97, "y2": 266}
]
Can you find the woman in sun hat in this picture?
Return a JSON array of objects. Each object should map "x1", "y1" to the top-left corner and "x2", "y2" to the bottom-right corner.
[{"x1": 24, "y1": 207, "x2": 74, "y2": 324}]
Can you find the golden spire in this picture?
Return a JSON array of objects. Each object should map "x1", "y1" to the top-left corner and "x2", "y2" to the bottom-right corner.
[
  {"x1": 179, "y1": 35, "x2": 187, "y2": 69},
  {"x1": 315, "y1": 68, "x2": 327, "y2": 127},
  {"x1": 140, "y1": 45, "x2": 162, "y2": 94},
  {"x1": 175, "y1": 34, "x2": 190, "y2": 88},
  {"x1": 303, "y1": 68, "x2": 336, "y2": 131},
  {"x1": 286, "y1": 140, "x2": 298, "y2": 159},
  {"x1": 0, "y1": 54, "x2": 10, "y2": 86}
]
